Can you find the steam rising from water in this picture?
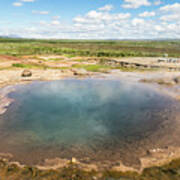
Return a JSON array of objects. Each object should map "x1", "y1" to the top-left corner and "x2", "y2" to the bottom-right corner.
[{"x1": 0, "y1": 79, "x2": 177, "y2": 165}]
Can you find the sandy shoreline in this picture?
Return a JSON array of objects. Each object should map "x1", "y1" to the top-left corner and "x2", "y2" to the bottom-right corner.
[{"x1": 0, "y1": 69, "x2": 180, "y2": 174}]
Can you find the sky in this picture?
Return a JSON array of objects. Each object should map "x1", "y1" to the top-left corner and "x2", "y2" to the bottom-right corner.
[{"x1": 0, "y1": 0, "x2": 180, "y2": 39}]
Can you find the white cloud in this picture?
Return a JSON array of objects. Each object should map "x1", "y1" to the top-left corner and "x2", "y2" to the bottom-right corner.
[
  {"x1": 98, "y1": 4, "x2": 113, "y2": 11},
  {"x1": 132, "y1": 18, "x2": 145, "y2": 26},
  {"x1": 160, "y1": 14, "x2": 180, "y2": 22},
  {"x1": 1, "y1": 18, "x2": 180, "y2": 39},
  {"x1": 5, "y1": 2, "x2": 180, "y2": 39},
  {"x1": 21, "y1": 0, "x2": 35, "y2": 2},
  {"x1": 74, "y1": 10, "x2": 131, "y2": 25},
  {"x1": 160, "y1": 3, "x2": 180, "y2": 12},
  {"x1": 51, "y1": 20, "x2": 60, "y2": 25},
  {"x1": 32, "y1": 10, "x2": 49, "y2": 15},
  {"x1": 154, "y1": 0, "x2": 162, "y2": 6},
  {"x1": 160, "y1": 3, "x2": 180, "y2": 22},
  {"x1": 13, "y1": 2, "x2": 23, "y2": 7},
  {"x1": 12, "y1": 0, "x2": 35, "y2": 7},
  {"x1": 122, "y1": 0, "x2": 151, "y2": 9},
  {"x1": 86, "y1": 10, "x2": 102, "y2": 19},
  {"x1": 52, "y1": 16, "x2": 60, "y2": 20},
  {"x1": 139, "y1": 11, "x2": 156, "y2": 17},
  {"x1": 154, "y1": 25, "x2": 164, "y2": 32}
]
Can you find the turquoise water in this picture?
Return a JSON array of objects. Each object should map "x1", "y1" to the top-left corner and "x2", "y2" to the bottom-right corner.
[{"x1": 0, "y1": 79, "x2": 176, "y2": 165}]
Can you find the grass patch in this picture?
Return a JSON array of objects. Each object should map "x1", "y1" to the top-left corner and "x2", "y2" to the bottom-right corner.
[
  {"x1": 64, "y1": 54, "x2": 76, "y2": 58},
  {"x1": 12, "y1": 63, "x2": 48, "y2": 69},
  {"x1": 12, "y1": 63, "x2": 71, "y2": 71},
  {"x1": 72, "y1": 64, "x2": 110, "y2": 72},
  {"x1": 48, "y1": 58, "x2": 65, "y2": 61},
  {"x1": 74, "y1": 59, "x2": 85, "y2": 62}
]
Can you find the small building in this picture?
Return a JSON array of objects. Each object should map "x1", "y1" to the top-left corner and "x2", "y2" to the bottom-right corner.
[{"x1": 158, "y1": 58, "x2": 180, "y2": 63}]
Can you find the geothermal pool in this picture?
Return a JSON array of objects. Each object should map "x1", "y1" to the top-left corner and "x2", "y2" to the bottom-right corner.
[{"x1": 0, "y1": 79, "x2": 179, "y2": 166}]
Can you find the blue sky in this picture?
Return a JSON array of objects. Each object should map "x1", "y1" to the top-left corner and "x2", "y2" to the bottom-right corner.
[{"x1": 0, "y1": 0, "x2": 180, "y2": 39}]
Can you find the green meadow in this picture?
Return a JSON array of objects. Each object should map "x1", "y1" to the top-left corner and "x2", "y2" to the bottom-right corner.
[{"x1": 0, "y1": 38, "x2": 180, "y2": 57}]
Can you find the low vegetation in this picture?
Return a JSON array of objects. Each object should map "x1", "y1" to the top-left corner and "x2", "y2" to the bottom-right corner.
[
  {"x1": 72, "y1": 64, "x2": 110, "y2": 72},
  {"x1": 0, "y1": 38, "x2": 180, "y2": 58},
  {"x1": 0, "y1": 158, "x2": 180, "y2": 180},
  {"x1": 12, "y1": 63, "x2": 48, "y2": 69}
]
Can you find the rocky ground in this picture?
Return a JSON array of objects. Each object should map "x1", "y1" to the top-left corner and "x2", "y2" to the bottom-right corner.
[{"x1": 0, "y1": 54, "x2": 180, "y2": 86}]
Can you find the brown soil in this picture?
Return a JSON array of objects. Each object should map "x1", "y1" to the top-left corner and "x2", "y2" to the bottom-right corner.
[{"x1": 0, "y1": 55, "x2": 22, "y2": 61}]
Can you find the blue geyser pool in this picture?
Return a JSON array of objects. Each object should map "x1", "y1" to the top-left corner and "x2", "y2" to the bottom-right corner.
[{"x1": 0, "y1": 79, "x2": 179, "y2": 166}]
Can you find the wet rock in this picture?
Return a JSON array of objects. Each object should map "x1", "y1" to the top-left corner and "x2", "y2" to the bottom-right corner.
[
  {"x1": 140, "y1": 78, "x2": 175, "y2": 86},
  {"x1": 173, "y1": 76, "x2": 180, "y2": 84},
  {"x1": 72, "y1": 68, "x2": 88, "y2": 76},
  {"x1": 146, "y1": 150, "x2": 151, "y2": 155},
  {"x1": 156, "y1": 79, "x2": 175, "y2": 85},
  {"x1": 164, "y1": 146, "x2": 169, "y2": 149},
  {"x1": 21, "y1": 70, "x2": 32, "y2": 77},
  {"x1": 113, "y1": 162, "x2": 121, "y2": 166}
]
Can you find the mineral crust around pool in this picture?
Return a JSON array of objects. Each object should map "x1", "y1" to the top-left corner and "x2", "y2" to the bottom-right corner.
[
  {"x1": 0, "y1": 79, "x2": 180, "y2": 169},
  {"x1": 0, "y1": 86, "x2": 14, "y2": 115}
]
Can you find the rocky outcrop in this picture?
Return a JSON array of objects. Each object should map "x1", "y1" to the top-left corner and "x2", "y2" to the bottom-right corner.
[
  {"x1": 21, "y1": 70, "x2": 32, "y2": 77},
  {"x1": 141, "y1": 76, "x2": 180, "y2": 86},
  {"x1": 71, "y1": 68, "x2": 88, "y2": 76},
  {"x1": 101, "y1": 59, "x2": 180, "y2": 71},
  {"x1": 141, "y1": 78, "x2": 176, "y2": 86},
  {"x1": 173, "y1": 76, "x2": 180, "y2": 84}
]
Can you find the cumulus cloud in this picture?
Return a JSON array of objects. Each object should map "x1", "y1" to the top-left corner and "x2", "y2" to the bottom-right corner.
[
  {"x1": 160, "y1": 3, "x2": 180, "y2": 22},
  {"x1": 21, "y1": 0, "x2": 35, "y2": 2},
  {"x1": 73, "y1": 10, "x2": 131, "y2": 25},
  {"x1": 160, "y1": 14, "x2": 180, "y2": 21},
  {"x1": 122, "y1": 0, "x2": 151, "y2": 9},
  {"x1": 6, "y1": 1, "x2": 180, "y2": 39},
  {"x1": 51, "y1": 20, "x2": 60, "y2": 25},
  {"x1": 160, "y1": 3, "x2": 180, "y2": 12},
  {"x1": 154, "y1": 0, "x2": 162, "y2": 6},
  {"x1": 13, "y1": 2, "x2": 23, "y2": 7},
  {"x1": 32, "y1": 10, "x2": 49, "y2": 15},
  {"x1": 132, "y1": 18, "x2": 145, "y2": 26},
  {"x1": 52, "y1": 16, "x2": 60, "y2": 20},
  {"x1": 98, "y1": 4, "x2": 113, "y2": 11},
  {"x1": 12, "y1": 0, "x2": 35, "y2": 7},
  {"x1": 1, "y1": 17, "x2": 180, "y2": 39},
  {"x1": 139, "y1": 11, "x2": 156, "y2": 17}
]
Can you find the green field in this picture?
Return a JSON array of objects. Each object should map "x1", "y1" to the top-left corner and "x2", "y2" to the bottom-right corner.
[{"x1": 0, "y1": 38, "x2": 180, "y2": 57}]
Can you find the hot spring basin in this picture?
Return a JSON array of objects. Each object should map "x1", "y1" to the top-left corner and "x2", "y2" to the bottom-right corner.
[{"x1": 0, "y1": 79, "x2": 179, "y2": 166}]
